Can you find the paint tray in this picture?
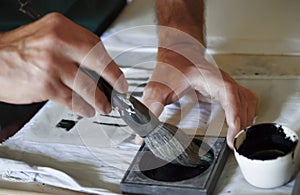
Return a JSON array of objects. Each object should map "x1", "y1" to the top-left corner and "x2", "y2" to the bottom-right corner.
[{"x1": 121, "y1": 136, "x2": 229, "y2": 195}]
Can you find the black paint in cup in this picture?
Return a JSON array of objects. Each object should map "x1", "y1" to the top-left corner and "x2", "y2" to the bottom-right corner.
[{"x1": 235, "y1": 123, "x2": 298, "y2": 160}]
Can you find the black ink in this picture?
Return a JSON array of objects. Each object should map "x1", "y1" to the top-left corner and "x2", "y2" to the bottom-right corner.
[
  {"x1": 236, "y1": 123, "x2": 298, "y2": 160},
  {"x1": 56, "y1": 119, "x2": 77, "y2": 131},
  {"x1": 92, "y1": 121, "x2": 127, "y2": 127},
  {"x1": 129, "y1": 83, "x2": 147, "y2": 87},
  {"x1": 77, "y1": 116, "x2": 83, "y2": 120},
  {"x1": 140, "y1": 139, "x2": 214, "y2": 182}
]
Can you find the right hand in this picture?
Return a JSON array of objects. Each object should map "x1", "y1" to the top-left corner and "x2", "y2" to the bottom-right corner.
[{"x1": 0, "y1": 12, "x2": 128, "y2": 117}]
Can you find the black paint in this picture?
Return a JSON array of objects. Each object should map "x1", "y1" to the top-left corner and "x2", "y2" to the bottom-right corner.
[
  {"x1": 56, "y1": 119, "x2": 77, "y2": 131},
  {"x1": 140, "y1": 139, "x2": 214, "y2": 182},
  {"x1": 236, "y1": 123, "x2": 298, "y2": 160},
  {"x1": 92, "y1": 121, "x2": 127, "y2": 127}
]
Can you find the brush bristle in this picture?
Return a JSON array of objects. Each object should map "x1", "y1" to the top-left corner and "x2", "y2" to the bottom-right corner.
[{"x1": 144, "y1": 122, "x2": 202, "y2": 167}]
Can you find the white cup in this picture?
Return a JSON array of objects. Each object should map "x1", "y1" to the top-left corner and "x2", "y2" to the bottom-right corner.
[{"x1": 234, "y1": 123, "x2": 298, "y2": 188}]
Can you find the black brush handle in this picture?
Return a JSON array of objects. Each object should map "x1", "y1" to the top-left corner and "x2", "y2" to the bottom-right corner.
[
  {"x1": 82, "y1": 68, "x2": 160, "y2": 137},
  {"x1": 18, "y1": 0, "x2": 42, "y2": 20}
]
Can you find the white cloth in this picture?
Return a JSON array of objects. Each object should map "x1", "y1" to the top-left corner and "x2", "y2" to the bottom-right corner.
[
  {"x1": 0, "y1": 1, "x2": 299, "y2": 194},
  {"x1": 1, "y1": 78, "x2": 299, "y2": 195}
]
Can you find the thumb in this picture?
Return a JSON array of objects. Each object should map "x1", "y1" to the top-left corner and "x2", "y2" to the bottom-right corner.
[
  {"x1": 142, "y1": 98, "x2": 164, "y2": 117},
  {"x1": 142, "y1": 82, "x2": 171, "y2": 117},
  {"x1": 226, "y1": 116, "x2": 241, "y2": 150}
]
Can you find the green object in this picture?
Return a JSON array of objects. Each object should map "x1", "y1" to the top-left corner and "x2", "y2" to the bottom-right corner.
[{"x1": 0, "y1": 0, "x2": 126, "y2": 35}]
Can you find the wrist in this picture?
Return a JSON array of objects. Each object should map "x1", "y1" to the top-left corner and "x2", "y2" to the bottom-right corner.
[
  {"x1": 156, "y1": 0, "x2": 205, "y2": 46},
  {"x1": 157, "y1": 42, "x2": 208, "y2": 66}
]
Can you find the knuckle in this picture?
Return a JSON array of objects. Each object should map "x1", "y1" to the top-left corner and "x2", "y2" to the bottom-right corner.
[
  {"x1": 44, "y1": 12, "x2": 66, "y2": 24},
  {"x1": 43, "y1": 31, "x2": 63, "y2": 47},
  {"x1": 143, "y1": 82, "x2": 170, "y2": 101},
  {"x1": 143, "y1": 82, "x2": 157, "y2": 96},
  {"x1": 42, "y1": 13, "x2": 68, "y2": 45}
]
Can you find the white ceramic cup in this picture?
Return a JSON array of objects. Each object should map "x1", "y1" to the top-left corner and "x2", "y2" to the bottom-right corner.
[{"x1": 234, "y1": 123, "x2": 298, "y2": 188}]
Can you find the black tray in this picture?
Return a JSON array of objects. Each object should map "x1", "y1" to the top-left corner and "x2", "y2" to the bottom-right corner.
[{"x1": 121, "y1": 136, "x2": 229, "y2": 195}]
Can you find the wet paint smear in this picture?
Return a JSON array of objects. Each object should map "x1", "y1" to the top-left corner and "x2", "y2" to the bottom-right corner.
[
  {"x1": 56, "y1": 119, "x2": 77, "y2": 131},
  {"x1": 237, "y1": 123, "x2": 298, "y2": 160}
]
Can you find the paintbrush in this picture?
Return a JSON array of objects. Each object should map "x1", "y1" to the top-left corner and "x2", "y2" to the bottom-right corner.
[
  {"x1": 84, "y1": 69, "x2": 202, "y2": 167},
  {"x1": 18, "y1": 1, "x2": 202, "y2": 167}
]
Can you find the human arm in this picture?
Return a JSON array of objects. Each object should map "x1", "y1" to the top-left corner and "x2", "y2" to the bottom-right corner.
[
  {"x1": 142, "y1": 0, "x2": 258, "y2": 149},
  {"x1": 0, "y1": 12, "x2": 128, "y2": 117}
]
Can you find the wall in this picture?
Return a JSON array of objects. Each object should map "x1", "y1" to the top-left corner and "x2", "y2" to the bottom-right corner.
[
  {"x1": 205, "y1": 0, "x2": 300, "y2": 55},
  {"x1": 103, "y1": 0, "x2": 300, "y2": 56}
]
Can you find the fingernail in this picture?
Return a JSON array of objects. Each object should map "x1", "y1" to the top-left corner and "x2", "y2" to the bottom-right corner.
[
  {"x1": 120, "y1": 80, "x2": 128, "y2": 93},
  {"x1": 105, "y1": 105, "x2": 112, "y2": 114},
  {"x1": 227, "y1": 138, "x2": 234, "y2": 150},
  {"x1": 227, "y1": 123, "x2": 239, "y2": 150},
  {"x1": 149, "y1": 102, "x2": 164, "y2": 117},
  {"x1": 135, "y1": 134, "x2": 144, "y2": 145}
]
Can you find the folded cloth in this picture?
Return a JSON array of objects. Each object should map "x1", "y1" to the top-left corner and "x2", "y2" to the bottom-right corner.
[{"x1": 0, "y1": 158, "x2": 121, "y2": 194}]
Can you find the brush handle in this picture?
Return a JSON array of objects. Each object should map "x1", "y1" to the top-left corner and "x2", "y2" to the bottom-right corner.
[
  {"x1": 18, "y1": 0, "x2": 42, "y2": 20},
  {"x1": 82, "y1": 68, "x2": 160, "y2": 138}
]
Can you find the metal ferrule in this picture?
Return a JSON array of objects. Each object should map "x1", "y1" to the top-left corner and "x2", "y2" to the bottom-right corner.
[{"x1": 111, "y1": 91, "x2": 161, "y2": 138}]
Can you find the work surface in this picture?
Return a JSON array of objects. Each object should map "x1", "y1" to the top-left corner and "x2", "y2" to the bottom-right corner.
[
  {"x1": 1, "y1": 1, "x2": 300, "y2": 193},
  {"x1": 0, "y1": 59, "x2": 299, "y2": 194}
]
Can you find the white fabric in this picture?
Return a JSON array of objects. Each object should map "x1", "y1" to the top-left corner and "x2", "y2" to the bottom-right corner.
[
  {"x1": 0, "y1": 1, "x2": 299, "y2": 194},
  {"x1": 0, "y1": 77, "x2": 299, "y2": 195}
]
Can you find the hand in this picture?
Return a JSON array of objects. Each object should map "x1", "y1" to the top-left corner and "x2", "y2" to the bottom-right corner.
[
  {"x1": 143, "y1": 43, "x2": 258, "y2": 149},
  {"x1": 0, "y1": 12, "x2": 127, "y2": 117}
]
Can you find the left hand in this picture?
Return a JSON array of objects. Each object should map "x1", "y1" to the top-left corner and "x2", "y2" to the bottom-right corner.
[{"x1": 142, "y1": 43, "x2": 258, "y2": 149}]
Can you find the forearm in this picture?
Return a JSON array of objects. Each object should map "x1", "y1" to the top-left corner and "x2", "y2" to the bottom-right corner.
[{"x1": 156, "y1": 0, "x2": 205, "y2": 46}]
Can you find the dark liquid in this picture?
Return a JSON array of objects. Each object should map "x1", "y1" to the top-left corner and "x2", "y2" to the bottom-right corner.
[
  {"x1": 140, "y1": 139, "x2": 214, "y2": 182},
  {"x1": 249, "y1": 149, "x2": 286, "y2": 160},
  {"x1": 236, "y1": 123, "x2": 298, "y2": 160}
]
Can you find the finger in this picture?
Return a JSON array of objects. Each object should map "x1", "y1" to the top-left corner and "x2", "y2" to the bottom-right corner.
[
  {"x1": 135, "y1": 134, "x2": 144, "y2": 145},
  {"x1": 245, "y1": 89, "x2": 258, "y2": 126},
  {"x1": 101, "y1": 61, "x2": 128, "y2": 94},
  {"x1": 59, "y1": 61, "x2": 112, "y2": 115},
  {"x1": 220, "y1": 89, "x2": 241, "y2": 149},
  {"x1": 78, "y1": 42, "x2": 128, "y2": 93},
  {"x1": 247, "y1": 102, "x2": 257, "y2": 126},
  {"x1": 143, "y1": 82, "x2": 172, "y2": 117},
  {"x1": 73, "y1": 69, "x2": 112, "y2": 114},
  {"x1": 49, "y1": 81, "x2": 95, "y2": 117},
  {"x1": 66, "y1": 92, "x2": 96, "y2": 118},
  {"x1": 226, "y1": 117, "x2": 241, "y2": 150},
  {"x1": 238, "y1": 90, "x2": 248, "y2": 130}
]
